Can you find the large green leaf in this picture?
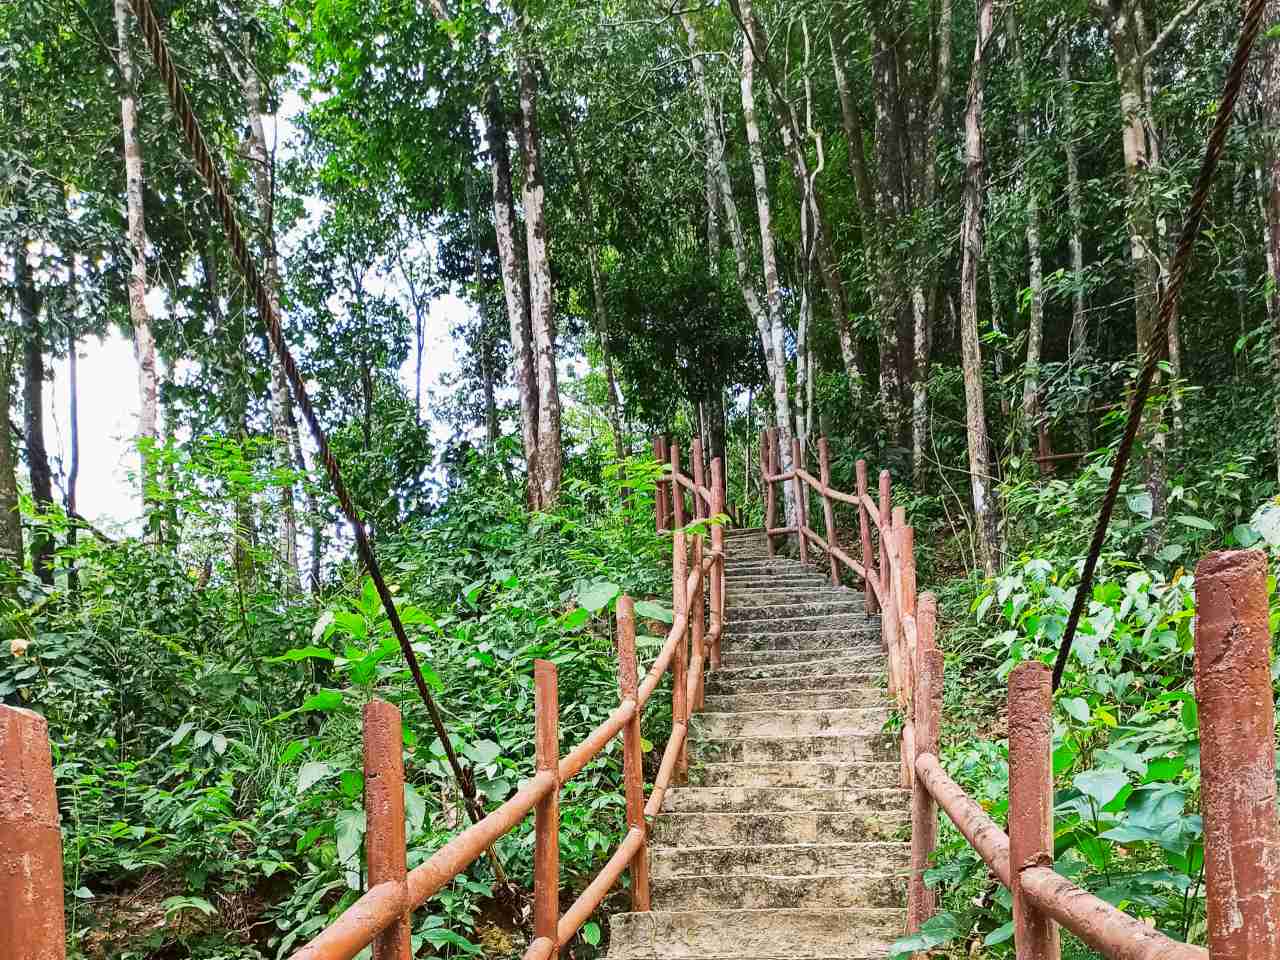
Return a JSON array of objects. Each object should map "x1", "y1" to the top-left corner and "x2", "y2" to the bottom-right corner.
[
  {"x1": 297, "y1": 761, "x2": 333, "y2": 795},
  {"x1": 1074, "y1": 768, "x2": 1129, "y2": 808},
  {"x1": 577, "y1": 580, "x2": 621, "y2": 613}
]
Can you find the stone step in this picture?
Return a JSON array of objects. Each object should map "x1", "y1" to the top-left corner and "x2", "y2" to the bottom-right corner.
[
  {"x1": 725, "y1": 562, "x2": 819, "y2": 576},
  {"x1": 720, "y1": 647, "x2": 882, "y2": 668},
  {"x1": 691, "y1": 707, "x2": 887, "y2": 739},
  {"x1": 727, "y1": 601, "x2": 865, "y2": 623},
  {"x1": 724, "y1": 577, "x2": 834, "y2": 591},
  {"x1": 725, "y1": 614, "x2": 871, "y2": 637},
  {"x1": 693, "y1": 732, "x2": 897, "y2": 764},
  {"x1": 719, "y1": 630, "x2": 882, "y2": 652},
  {"x1": 706, "y1": 671, "x2": 882, "y2": 695},
  {"x1": 653, "y1": 808, "x2": 909, "y2": 847},
  {"x1": 660, "y1": 786, "x2": 907, "y2": 815},
  {"x1": 650, "y1": 841, "x2": 910, "y2": 879},
  {"x1": 608, "y1": 909, "x2": 903, "y2": 959},
  {"x1": 651, "y1": 871, "x2": 907, "y2": 911},
  {"x1": 689, "y1": 759, "x2": 901, "y2": 790},
  {"x1": 710, "y1": 654, "x2": 885, "y2": 682},
  {"x1": 703, "y1": 687, "x2": 888, "y2": 713},
  {"x1": 729, "y1": 591, "x2": 861, "y2": 608}
]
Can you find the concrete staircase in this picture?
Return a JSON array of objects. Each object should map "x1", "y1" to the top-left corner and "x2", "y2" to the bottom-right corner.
[{"x1": 608, "y1": 528, "x2": 909, "y2": 960}]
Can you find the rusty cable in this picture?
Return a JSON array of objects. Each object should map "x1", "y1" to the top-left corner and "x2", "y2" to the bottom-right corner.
[
  {"x1": 1051, "y1": 0, "x2": 1267, "y2": 691},
  {"x1": 122, "y1": 0, "x2": 506, "y2": 876}
]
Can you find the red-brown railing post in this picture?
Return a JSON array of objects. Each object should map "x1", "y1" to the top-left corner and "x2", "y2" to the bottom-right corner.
[
  {"x1": 363, "y1": 700, "x2": 411, "y2": 960},
  {"x1": 879, "y1": 471, "x2": 900, "y2": 700},
  {"x1": 0, "y1": 706, "x2": 66, "y2": 960},
  {"x1": 791, "y1": 437, "x2": 809, "y2": 565},
  {"x1": 908, "y1": 605, "x2": 941, "y2": 938},
  {"x1": 670, "y1": 444, "x2": 689, "y2": 782},
  {"x1": 653, "y1": 436, "x2": 669, "y2": 532},
  {"x1": 899, "y1": 521, "x2": 917, "y2": 712},
  {"x1": 817, "y1": 438, "x2": 840, "y2": 586},
  {"x1": 856, "y1": 459, "x2": 877, "y2": 614},
  {"x1": 534, "y1": 660, "x2": 560, "y2": 959},
  {"x1": 762, "y1": 429, "x2": 777, "y2": 557},
  {"x1": 1194, "y1": 550, "x2": 1280, "y2": 960},
  {"x1": 616, "y1": 597, "x2": 651, "y2": 911},
  {"x1": 1008, "y1": 662, "x2": 1060, "y2": 960},
  {"x1": 709, "y1": 456, "x2": 726, "y2": 670},
  {"x1": 691, "y1": 441, "x2": 707, "y2": 711}
]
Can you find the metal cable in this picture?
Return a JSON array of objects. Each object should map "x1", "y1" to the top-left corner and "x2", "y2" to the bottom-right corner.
[
  {"x1": 1051, "y1": 0, "x2": 1267, "y2": 690},
  {"x1": 123, "y1": 0, "x2": 502, "y2": 859}
]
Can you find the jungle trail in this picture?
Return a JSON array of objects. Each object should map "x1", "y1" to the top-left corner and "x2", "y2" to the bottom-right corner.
[{"x1": 1, "y1": 0, "x2": 1278, "y2": 959}]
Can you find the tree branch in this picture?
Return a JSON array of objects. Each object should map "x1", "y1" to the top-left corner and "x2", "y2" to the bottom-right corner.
[{"x1": 1145, "y1": 0, "x2": 1209, "y2": 60}]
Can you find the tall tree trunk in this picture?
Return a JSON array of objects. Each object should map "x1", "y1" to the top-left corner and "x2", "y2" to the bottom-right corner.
[
  {"x1": 517, "y1": 52, "x2": 562, "y2": 509},
  {"x1": 1062, "y1": 40, "x2": 1087, "y2": 366},
  {"x1": 67, "y1": 265, "x2": 81, "y2": 598},
  {"x1": 0, "y1": 330, "x2": 21, "y2": 597},
  {"x1": 1009, "y1": 5, "x2": 1045, "y2": 453},
  {"x1": 959, "y1": 0, "x2": 1000, "y2": 577},
  {"x1": 17, "y1": 242, "x2": 53, "y2": 585},
  {"x1": 114, "y1": 0, "x2": 159, "y2": 523},
  {"x1": 242, "y1": 58, "x2": 301, "y2": 592},
  {"x1": 488, "y1": 83, "x2": 541, "y2": 507},
  {"x1": 1264, "y1": 0, "x2": 1280, "y2": 482}
]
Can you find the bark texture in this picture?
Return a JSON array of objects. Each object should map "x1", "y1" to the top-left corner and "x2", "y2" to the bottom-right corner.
[
  {"x1": 17, "y1": 241, "x2": 53, "y2": 585},
  {"x1": 1264, "y1": 0, "x2": 1280, "y2": 481},
  {"x1": 0, "y1": 331, "x2": 21, "y2": 595}
]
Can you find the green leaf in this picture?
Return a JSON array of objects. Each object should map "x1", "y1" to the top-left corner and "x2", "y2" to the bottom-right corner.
[
  {"x1": 634, "y1": 600, "x2": 674, "y2": 624},
  {"x1": 280, "y1": 739, "x2": 309, "y2": 766},
  {"x1": 577, "y1": 580, "x2": 621, "y2": 613},
  {"x1": 1061, "y1": 697, "x2": 1091, "y2": 725},
  {"x1": 562, "y1": 608, "x2": 591, "y2": 631},
  {"x1": 297, "y1": 761, "x2": 333, "y2": 795},
  {"x1": 1074, "y1": 768, "x2": 1129, "y2": 808},
  {"x1": 421, "y1": 929, "x2": 483, "y2": 954},
  {"x1": 170, "y1": 721, "x2": 195, "y2": 747},
  {"x1": 404, "y1": 784, "x2": 427, "y2": 836},
  {"x1": 332, "y1": 610, "x2": 367, "y2": 640},
  {"x1": 983, "y1": 921, "x2": 1015, "y2": 946},
  {"x1": 211, "y1": 733, "x2": 228, "y2": 755},
  {"x1": 336, "y1": 808, "x2": 365, "y2": 867},
  {"x1": 464, "y1": 739, "x2": 502, "y2": 767},
  {"x1": 267, "y1": 646, "x2": 336, "y2": 663},
  {"x1": 582, "y1": 922, "x2": 601, "y2": 946},
  {"x1": 1127, "y1": 492, "x2": 1153, "y2": 520},
  {"x1": 1174, "y1": 514, "x2": 1215, "y2": 531},
  {"x1": 1143, "y1": 756, "x2": 1186, "y2": 783},
  {"x1": 1233, "y1": 524, "x2": 1262, "y2": 547},
  {"x1": 888, "y1": 912, "x2": 962, "y2": 960},
  {"x1": 1157, "y1": 543, "x2": 1185, "y2": 562},
  {"x1": 301, "y1": 689, "x2": 345, "y2": 713},
  {"x1": 161, "y1": 896, "x2": 216, "y2": 919}
]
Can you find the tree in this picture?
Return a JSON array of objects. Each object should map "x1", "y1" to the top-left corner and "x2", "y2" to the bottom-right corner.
[{"x1": 0, "y1": 331, "x2": 20, "y2": 597}]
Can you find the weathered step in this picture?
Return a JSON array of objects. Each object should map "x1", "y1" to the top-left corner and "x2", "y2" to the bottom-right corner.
[
  {"x1": 689, "y1": 759, "x2": 900, "y2": 790},
  {"x1": 727, "y1": 601, "x2": 865, "y2": 623},
  {"x1": 711, "y1": 654, "x2": 885, "y2": 681},
  {"x1": 693, "y1": 732, "x2": 897, "y2": 764},
  {"x1": 725, "y1": 614, "x2": 872, "y2": 637},
  {"x1": 725, "y1": 562, "x2": 820, "y2": 577},
  {"x1": 653, "y1": 808, "x2": 909, "y2": 846},
  {"x1": 650, "y1": 840, "x2": 910, "y2": 878},
  {"x1": 729, "y1": 590, "x2": 861, "y2": 608},
  {"x1": 718, "y1": 630, "x2": 882, "y2": 652},
  {"x1": 608, "y1": 908, "x2": 903, "y2": 959},
  {"x1": 720, "y1": 647, "x2": 882, "y2": 668},
  {"x1": 725, "y1": 578, "x2": 834, "y2": 591},
  {"x1": 651, "y1": 871, "x2": 907, "y2": 911},
  {"x1": 703, "y1": 686, "x2": 888, "y2": 713},
  {"x1": 705, "y1": 670, "x2": 882, "y2": 695},
  {"x1": 659, "y1": 786, "x2": 907, "y2": 814},
  {"x1": 691, "y1": 707, "x2": 887, "y2": 739}
]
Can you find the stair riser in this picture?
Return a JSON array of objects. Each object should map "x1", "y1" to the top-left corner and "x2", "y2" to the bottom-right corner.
[
  {"x1": 651, "y1": 874, "x2": 907, "y2": 911},
  {"x1": 719, "y1": 632, "x2": 882, "y2": 652},
  {"x1": 608, "y1": 909, "x2": 903, "y2": 959},
  {"x1": 703, "y1": 688, "x2": 888, "y2": 712},
  {"x1": 711, "y1": 656, "x2": 885, "y2": 681},
  {"x1": 727, "y1": 602, "x2": 865, "y2": 623},
  {"x1": 660, "y1": 786, "x2": 908, "y2": 814},
  {"x1": 692, "y1": 709, "x2": 887, "y2": 739},
  {"x1": 705, "y1": 672, "x2": 882, "y2": 695},
  {"x1": 650, "y1": 841, "x2": 910, "y2": 878},
  {"x1": 694, "y1": 734, "x2": 897, "y2": 764},
  {"x1": 653, "y1": 811, "x2": 909, "y2": 846},
  {"x1": 729, "y1": 592, "x2": 863, "y2": 608},
  {"x1": 724, "y1": 579, "x2": 832, "y2": 592},
  {"x1": 689, "y1": 761, "x2": 901, "y2": 790},
  {"x1": 720, "y1": 648, "x2": 881, "y2": 668},
  {"x1": 726, "y1": 616, "x2": 870, "y2": 636}
]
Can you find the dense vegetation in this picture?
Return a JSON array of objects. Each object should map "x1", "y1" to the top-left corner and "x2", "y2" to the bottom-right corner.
[{"x1": 6, "y1": 0, "x2": 1280, "y2": 956}]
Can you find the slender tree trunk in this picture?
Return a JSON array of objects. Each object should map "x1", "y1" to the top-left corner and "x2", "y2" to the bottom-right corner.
[
  {"x1": 1009, "y1": 5, "x2": 1045, "y2": 453},
  {"x1": 242, "y1": 59, "x2": 301, "y2": 592},
  {"x1": 959, "y1": 0, "x2": 1000, "y2": 577},
  {"x1": 17, "y1": 243, "x2": 53, "y2": 586},
  {"x1": 872, "y1": 26, "x2": 908, "y2": 439},
  {"x1": 114, "y1": 0, "x2": 159, "y2": 523},
  {"x1": 66, "y1": 263, "x2": 81, "y2": 598},
  {"x1": 517, "y1": 52, "x2": 562, "y2": 509},
  {"x1": 1264, "y1": 0, "x2": 1280, "y2": 481},
  {"x1": 0, "y1": 329, "x2": 21, "y2": 596},
  {"x1": 1062, "y1": 41, "x2": 1087, "y2": 366},
  {"x1": 488, "y1": 83, "x2": 541, "y2": 507}
]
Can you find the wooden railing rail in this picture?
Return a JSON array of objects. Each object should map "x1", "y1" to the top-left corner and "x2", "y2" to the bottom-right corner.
[{"x1": 757, "y1": 433, "x2": 1280, "y2": 960}]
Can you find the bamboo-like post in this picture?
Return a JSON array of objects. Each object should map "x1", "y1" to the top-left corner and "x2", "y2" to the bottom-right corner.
[
  {"x1": 533, "y1": 660, "x2": 560, "y2": 959},
  {"x1": 653, "y1": 436, "x2": 669, "y2": 532},
  {"x1": 690, "y1": 440, "x2": 707, "y2": 712},
  {"x1": 616, "y1": 597, "x2": 651, "y2": 911},
  {"x1": 762, "y1": 429, "x2": 777, "y2": 557},
  {"x1": 671, "y1": 444, "x2": 689, "y2": 782},
  {"x1": 0, "y1": 706, "x2": 66, "y2": 960},
  {"x1": 791, "y1": 437, "x2": 809, "y2": 565},
  {"x1": 879, "y1": 471, "x2": 899, "y2": 700},
  {"x1": 899, "y1": 520, "x2": 917, "y2": 711},
  {"x1": 856, "y1": 459, "x2": 877, "y2": 614},
  {"x1": 1193, "y1": 550, "x2": 1280, "y2": 959},
  {"x1": 908, "y1": 629, "x2": 942, "y2": 937},
  {"x1": 1008, "y1": 662, "x2": 1061, "y2": 960},
  {"x1": 817, "y1": 438, "x2": 840, "y2": 586},
  {"x1": 710, "y1": 457, "x2": 726, "y2": 670},
  {"x1": 364, "y1": 700, "x2": 411, "y2": 960}
]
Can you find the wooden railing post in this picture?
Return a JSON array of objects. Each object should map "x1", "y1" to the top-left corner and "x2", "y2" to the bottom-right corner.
[
  {"x1": 856, "y1": 459, "x2": 877, "y2": 615},
  {"x1": 879, "y1": 471, "x2": 900, "y2": 700},
  {"x1": 908, "y1": 602, "x2": 941, "y2": 938},
  {"x1": 710, "y1": 456, "x2": 725, "y2": 670},
  {"x1": 899, "y1": 520, "x2": 917, "y2": 712},
  {"x1": 616, "y1": 597, "x2": 651, "y2": 911},
  {"x1": 534, "y1": 660, "x2": 561, "y2": 959},
  {"x1": 1008, "y1": 662, "x2": 1060, "y2": 960},
  {"x1": 0, "y1": 706, "x2": 66, "y2": 960},
  {"x1": 1193, "y1": 550, "x2": 1280, "y2": 959},
  {"x1": 817, "y1": 438, "x2": 840, "y2": 586},
  {"x1": 364, "y1": 700, "x2": 411, "y2": 960},
  {"x1": 690, "y1": 440, "x2": 707, "y2": 712},
  {"x1": 762, "y1": 429, "x2": 777, "y2": 557},
  {"x1": 653, "y1": 436, "x2": 669, "y2": 532},
  {"x1": 791, "y1": 437, "x2": 809, "y2": 565},
  {"x1": 670, "y1": 443, "x2": 689, "y2": 782}
]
